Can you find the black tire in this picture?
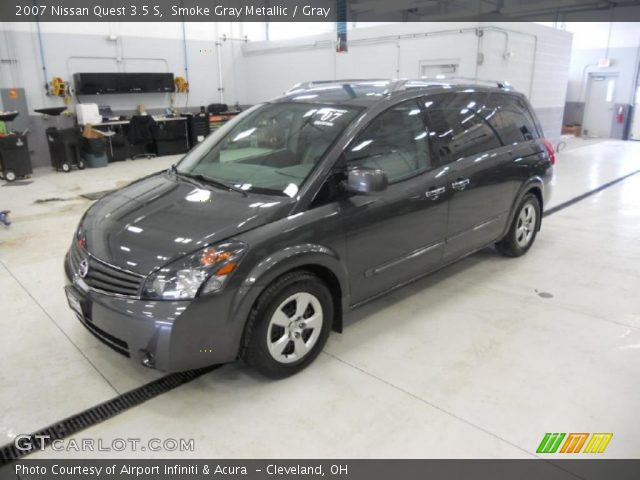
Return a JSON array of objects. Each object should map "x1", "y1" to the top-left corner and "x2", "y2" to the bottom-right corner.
[
  {"x1": 244, "y1": 271, "x2": 333, "y2": 379},
  {"x1": 61, "y1": 162, "x2": 71, "y2": 173},
  {"x1": 77, "y1": 160, "x2": 86, "y2": 170},
  {"x1": 496, "y1": 193, "x2": 541, "y2": 257},
  {"x1": 4, "y1": 170, "x2": 16, "y2": 182}
]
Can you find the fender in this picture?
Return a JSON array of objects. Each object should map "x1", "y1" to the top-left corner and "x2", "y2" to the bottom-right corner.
[
  {"x1": 242, "y1": 244, "x2": 348, "y2": 289},
  {"x1": 226, "y1": 244, "x2": 350, "y2": 358},
  {"x1": 500, "y1": 176, "x2": 545, "y2": 239}
]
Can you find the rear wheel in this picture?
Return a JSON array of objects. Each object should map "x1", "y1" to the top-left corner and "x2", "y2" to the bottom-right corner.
[
  {"x1": 77, "y1": 160, "x2": 86, "y2": 170},
  {"x1": 496, "y1": 193, "x2": 540, "y2": 257},
  {"x1": 61, "y1": 162, "x2": 71, "y2": 173},
  {"x1": 244, "y1": 271, "x2": 333, "y2": 379}
]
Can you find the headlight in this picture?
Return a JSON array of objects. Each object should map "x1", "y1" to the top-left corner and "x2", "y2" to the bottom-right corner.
[{"x1": 142, "y1": 241, "x2": 246, "y2": 300}]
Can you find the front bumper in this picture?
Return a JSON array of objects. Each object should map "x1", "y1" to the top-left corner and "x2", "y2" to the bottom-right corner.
[{"x1": 64, "y1": 252, "x2": 244, "y2": 372}]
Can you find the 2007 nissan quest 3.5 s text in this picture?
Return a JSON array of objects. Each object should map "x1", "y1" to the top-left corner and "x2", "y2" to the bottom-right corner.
[{"x1": 65, "y1": 79, "x2": 555, "y2": 378}]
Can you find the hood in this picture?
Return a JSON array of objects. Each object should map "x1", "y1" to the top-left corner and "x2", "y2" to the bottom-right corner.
[{"x1": 81, "y1": 172, "x2": 293, "y2": 274}]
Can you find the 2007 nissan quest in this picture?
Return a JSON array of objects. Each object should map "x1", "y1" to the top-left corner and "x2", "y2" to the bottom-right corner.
[{"x1": 65, "y1": 79, "x2": 555, "y2": 378}]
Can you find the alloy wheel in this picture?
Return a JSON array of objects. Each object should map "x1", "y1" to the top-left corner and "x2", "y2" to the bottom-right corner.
[
  {"x1": 267, "y1": 292, "x2": 323, "y2": 364},
  {"x1": 515, "y1": 202, "x2": 536, "y2": 248}
]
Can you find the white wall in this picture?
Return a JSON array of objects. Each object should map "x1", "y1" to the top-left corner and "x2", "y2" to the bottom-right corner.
[
  {"x1": 0, "y1": 20, "x2": 572, "y2": 168},
  {"x1": 1, "y1": 20, "x2": 572, "y2": 115},
  {"x1": 238, "y1": 22, "x2": 572, "y2": 138},
  {"x1": 0, "y1": 22, "x2": 246, "y2": 114},
  {"x1": 538, "y1": 21, "x2": 640, "y2": 138},
  {"x1": 0, "y1": 21, "x2": 248, "y2": 166},
  {"x1": 544, "y1": 22, "x2": 640, "y2": 104}
]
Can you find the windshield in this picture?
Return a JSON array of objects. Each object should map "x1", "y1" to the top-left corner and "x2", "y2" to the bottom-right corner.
[{"x1": 177, "y1": 102, "x2": 361, "y2": 196}]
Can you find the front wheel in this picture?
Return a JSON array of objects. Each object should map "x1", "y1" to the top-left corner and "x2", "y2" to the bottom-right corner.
[
  {"x1": 244, "y1": 271, "x2": 333, "y2": 379},
  {"x1": 496, "y1": 193, "x2": 541, "y2": 257}
]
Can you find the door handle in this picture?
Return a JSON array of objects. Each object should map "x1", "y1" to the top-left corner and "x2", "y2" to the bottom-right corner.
[
  {"x1": 425, "y1": 186, "x2": 446, "y2": 200},
  {"x1": 451, "y1": 178, "x2": 470, "y2": 191}
]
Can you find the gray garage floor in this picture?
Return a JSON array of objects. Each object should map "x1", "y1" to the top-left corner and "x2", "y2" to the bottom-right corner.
[{"x1": 1, "y1": 138, "x2": 639, "y2": 458}]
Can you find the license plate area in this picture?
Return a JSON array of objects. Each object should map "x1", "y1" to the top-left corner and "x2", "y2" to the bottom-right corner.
[{"x1": 66, "y1": 287, "x2": 89, "y2": 320}]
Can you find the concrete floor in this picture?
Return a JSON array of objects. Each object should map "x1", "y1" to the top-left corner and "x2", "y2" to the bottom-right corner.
[{"x1": 1, "y1": 138, "x2": 639, "y2": 458}]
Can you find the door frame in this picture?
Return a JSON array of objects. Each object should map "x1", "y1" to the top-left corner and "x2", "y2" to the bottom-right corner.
[{"x1": 582, "y1": 71, "x2": 619, "y2": 138}]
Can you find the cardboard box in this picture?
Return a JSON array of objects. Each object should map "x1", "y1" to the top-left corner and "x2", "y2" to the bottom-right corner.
[
  {"x1": 561, "y1": 124, "x2": 582, "y2": 136},
  {"x1": 82, "y1": 124, "x2": 106, "y2": 139}
]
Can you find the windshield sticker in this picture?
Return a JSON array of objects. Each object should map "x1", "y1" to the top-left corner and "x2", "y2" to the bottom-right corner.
[
  {"x1": 283, "y1": 183, "x2": 299, "y2": 198},
  {"x1": 313, "y1": 108, "x2": 348, "y2": 127}
]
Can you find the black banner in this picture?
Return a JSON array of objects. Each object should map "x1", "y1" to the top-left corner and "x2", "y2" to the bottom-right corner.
[
  {"x1": 1, "y1": 460, "x2": 640, "y2": 480},
  {"x1": 2, "y1": 0, "x2": 640, "y2": 22}
]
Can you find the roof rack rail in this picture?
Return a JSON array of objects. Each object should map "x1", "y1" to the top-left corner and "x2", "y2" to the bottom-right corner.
[
  {"x1": 286, "y1": 79, "x2": 394, "y2": 92},
  {"x1": 400, "y1": 76, "x2": 511, "y2": 89}
]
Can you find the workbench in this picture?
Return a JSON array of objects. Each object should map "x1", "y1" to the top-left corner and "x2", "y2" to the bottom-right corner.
[{"x1": 93, "y1": 116, "x2": 189, "y2": 161}]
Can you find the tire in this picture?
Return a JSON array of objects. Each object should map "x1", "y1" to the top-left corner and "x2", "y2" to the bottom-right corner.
[
  {"x1": 244, "y1": 271, "x2": 333, "y2": 379},
  {"x1": 77, "y1": 160, "x2": 86, "y2": 170},
  {"x1": 4, "y1": 170, "x2": 16, "y2": 182},
  {"x1": 496, "y1": 193, "x2": 541, "y2": 257},
  {"x1": 61, "y1": 162, "x2": 71, "y2": 173}
]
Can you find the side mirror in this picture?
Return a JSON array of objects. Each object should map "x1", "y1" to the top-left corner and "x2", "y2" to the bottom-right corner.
[{"x1": 345, "y1": 168, "x2": 388, "y2": 194}]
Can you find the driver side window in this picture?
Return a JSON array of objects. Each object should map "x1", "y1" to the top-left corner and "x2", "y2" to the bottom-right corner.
[{"x1": 344, "y1": 100, "x2": 432, "y2": 183}]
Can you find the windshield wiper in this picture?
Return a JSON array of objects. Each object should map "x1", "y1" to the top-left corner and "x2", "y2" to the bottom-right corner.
[{"x1": 175, "y1": 171, "x2": 248, "y2": 197}]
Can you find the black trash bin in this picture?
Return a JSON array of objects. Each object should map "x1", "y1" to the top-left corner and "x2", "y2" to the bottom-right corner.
[
  {"x1": 0, "y1": 133, "x2": 33, "y2": 182},
  {"x1": 81, "y1": 136, "x2": 109, "y2": 168},
  {"x1": 46, "y1": 127, "x2": 85, "y2": 172}
]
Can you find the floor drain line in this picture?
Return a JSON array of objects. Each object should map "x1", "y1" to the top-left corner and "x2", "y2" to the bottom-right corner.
[
  {"x1": 0, "y1": 365, "x2": 219, "y2": 465},
  {"x1": 544, "y1": 168, "x2": 640, "y2": 217},
  {"x1": 80, "y1": 190, "x2": 115, "y2": 201}
]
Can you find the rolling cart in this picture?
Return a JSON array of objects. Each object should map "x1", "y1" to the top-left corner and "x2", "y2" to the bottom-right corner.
[
  {"x1": 35, "y1": 107, "x2": 85, "y2": 172},
  {"x1": 0, "y1": 111, "x2": 33, "y2": 183}
]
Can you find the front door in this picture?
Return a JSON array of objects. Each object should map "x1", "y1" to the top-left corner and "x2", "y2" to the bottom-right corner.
[{"x1": 341, "y1": 99, "x2": 450, "y2": 304}]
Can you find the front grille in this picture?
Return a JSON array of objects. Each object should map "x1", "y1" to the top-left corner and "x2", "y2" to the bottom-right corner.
[{"x1": 68, "y1": 241, "x2": 144, "y2": 297}]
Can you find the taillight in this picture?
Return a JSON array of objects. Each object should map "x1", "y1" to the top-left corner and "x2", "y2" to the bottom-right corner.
[{"x1": 542, "y1": 138, "x2": 556, "y2": 165}]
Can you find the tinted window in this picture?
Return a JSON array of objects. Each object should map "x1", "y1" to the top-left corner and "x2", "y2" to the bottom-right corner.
[
  {"x1": 423, "y1": 93, "x2": 501, "y2": 163},
  {"x1": 344, "y1": 100, "x2": 432, "y2": 183},
  {"x1": 486, "y1": 94, "x2": 539, "y2": 144}
]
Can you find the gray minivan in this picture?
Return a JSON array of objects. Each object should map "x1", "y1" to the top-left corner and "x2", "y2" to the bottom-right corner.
[{"x1": 65, "y1": 79, "x2": 554, "y2": 378}]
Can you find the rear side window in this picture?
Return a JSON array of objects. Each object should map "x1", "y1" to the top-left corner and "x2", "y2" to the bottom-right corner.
[
  {"x1": 423, "y1": 92, "x2": 501, "y2": 163},
  {"x1": 344, "y1": 100, "x2": 432, "y2": 183},
  {"x1": 486, "y1": 93, "x2": 540, "y2": 144}
]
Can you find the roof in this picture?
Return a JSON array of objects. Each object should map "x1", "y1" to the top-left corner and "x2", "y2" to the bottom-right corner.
[{"x1": 274, "y1": 78, "x2": 515, "y2": 107}]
